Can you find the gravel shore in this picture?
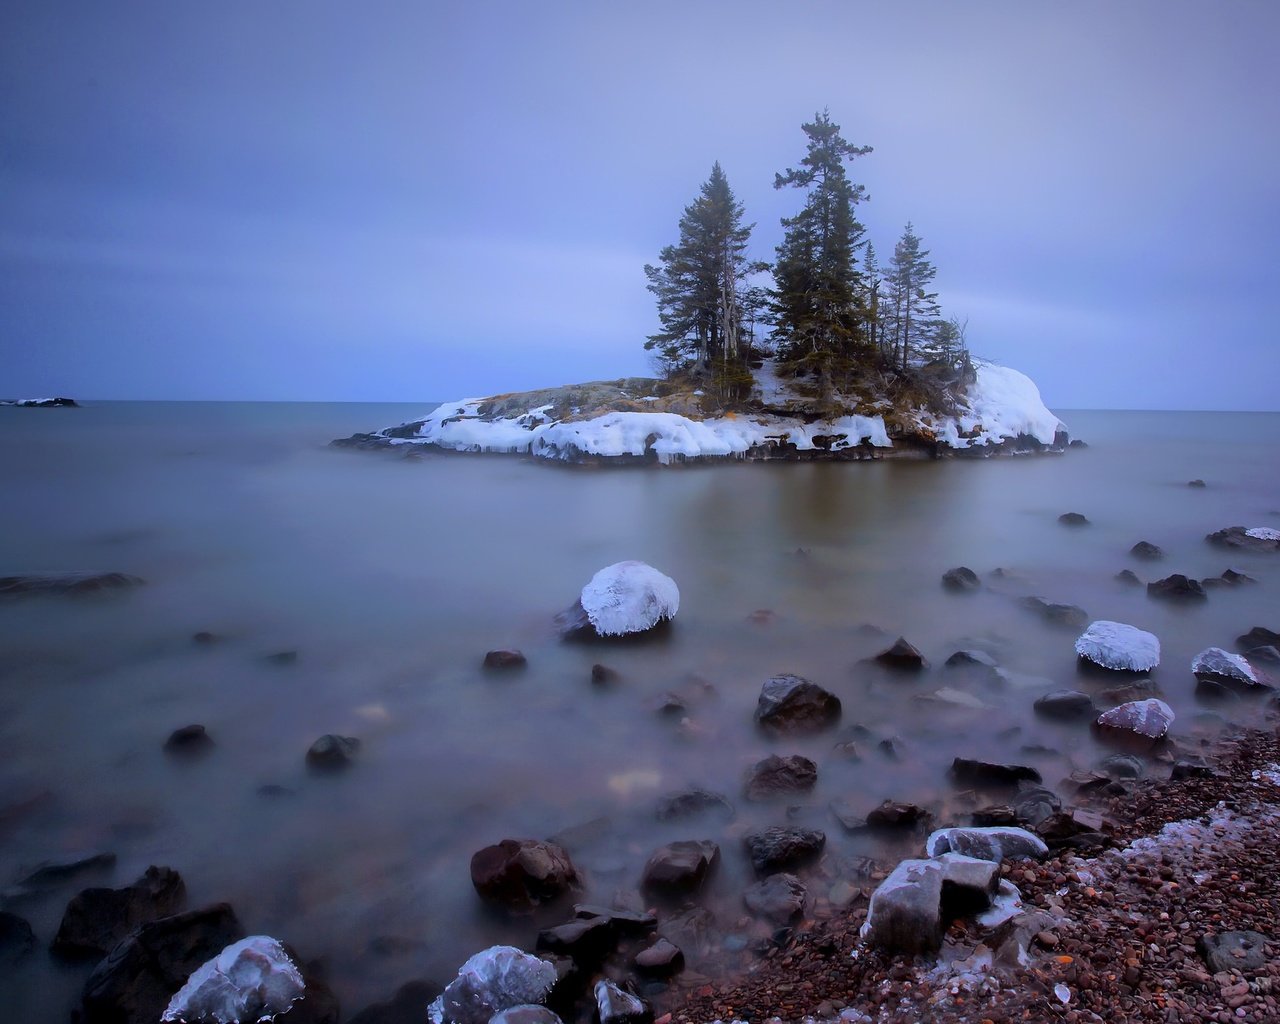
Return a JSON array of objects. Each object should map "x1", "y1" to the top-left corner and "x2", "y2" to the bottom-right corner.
[{"x1": 658, "y1": 726, "x2": 1280, "y2": 1024}]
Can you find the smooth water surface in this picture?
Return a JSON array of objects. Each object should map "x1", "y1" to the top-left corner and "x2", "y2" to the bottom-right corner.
[{"x1": 2, "y1": 403, "x2": 1278, "y2": 1020}]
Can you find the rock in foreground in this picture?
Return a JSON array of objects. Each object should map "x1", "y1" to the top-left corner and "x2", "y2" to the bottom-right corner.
[
  {"x1": 470, "y1": 840, "x2": 579, "y2": 913},
  {"x1": 430, "y1": 946, "x2": 558, "y2": 1024},
  {"x1": 1096, "y1": 698, "x2": 1175, "y2": 740},
  {"x1": 160, "y1": 936, "x2": 305, "y2": 1023}
]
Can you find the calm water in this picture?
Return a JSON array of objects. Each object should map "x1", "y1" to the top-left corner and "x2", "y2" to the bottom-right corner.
[{"x1": 2, "y1": 402, "x2": 1279, "y2": 1020}]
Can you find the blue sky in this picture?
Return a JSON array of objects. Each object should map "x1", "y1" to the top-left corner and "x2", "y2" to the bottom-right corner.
[{"x1": 2, "y1": 1, "x2": 1277, "y2": 409}]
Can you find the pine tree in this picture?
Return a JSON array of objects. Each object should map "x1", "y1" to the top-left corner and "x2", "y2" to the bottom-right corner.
[
  {"x1": 883, "y1": 221, "x2": 940, "y2": 371},
  {"x1": 771, "y1": 111, "x2": 873, "y2": 372},
  {"x1": 862, "y1": 242, "x2": 884, "y2": 361},
  {"x1": 644, "y1": 162, "x2": 755, "y2": 376}
]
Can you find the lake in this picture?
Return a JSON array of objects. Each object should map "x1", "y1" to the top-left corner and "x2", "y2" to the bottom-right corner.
[{"x1": 2, "y1": 402, "x2": 1278, "y2": 1021}]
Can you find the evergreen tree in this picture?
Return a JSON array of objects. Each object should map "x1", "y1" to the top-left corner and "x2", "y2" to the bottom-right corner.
[
  {"x1": 771, "y1": 111, "x2": 873, "y2": 370},
  {"x1": 862, "y1": 242, "x2": 884, "y2": 361},
  {"x1": 644, "y1": 162, "x2": 755, "y2": 375},
  {"x1": 883, "y1": 221, "x2": 940, "y2": 371}
]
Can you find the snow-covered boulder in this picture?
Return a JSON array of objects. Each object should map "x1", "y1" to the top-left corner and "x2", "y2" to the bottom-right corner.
[
  {"x1": 160, "y1": 936, "x2": 304, "y2": 1024},
  {"x1": 925, "y1": 826, "x2": 1048, "y2": 862},
  {"x1": 1206, "y1": 526, "x2": 1280, "y2": 552},
  {"x1": 927, "y1": 362, "x2": 1065, "y2": 450},
  {"x1": 429, "y1": 946, "x2": 558, "y2": 1024},
  {"x1": 1075, "y1": 620, "x2": 1161, "y2": 672},
  {"x1": 1096, "y1": 698, "x2": 1175, "y2": 740},
  {"x1": 558, "y1": 561, "x2": 678, "y2": 639},
  {"x1": 1192, "y1": 647, "x2": 1263, "y2": 688}
]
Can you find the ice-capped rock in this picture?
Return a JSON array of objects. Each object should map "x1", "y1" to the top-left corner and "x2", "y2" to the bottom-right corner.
[
  {"x1": 1075, "y1": 620, "x2": 1160, "y2": 672},
  {"x1": 1248, "y1": 527, "x2": 1280, "y2": 542},
  {"x1": 925, "y1": 826, "x2": 1048, "y2": 862},
  {"x1": 429, "y1": 946, "x2": 558, "y2": 1024},
  {"x1": 160, "y1": 936, "x2": 303, "y2": 1024},
  {"x1": 572, "y1": 561, "x2": 679, "y2": 638},
  {"x1": 1192, "y1": 647, "x2": 1262, "y2": 687},
  {"x1": 1096, "y1": 698, "x2": 1174, "y2": 739}
]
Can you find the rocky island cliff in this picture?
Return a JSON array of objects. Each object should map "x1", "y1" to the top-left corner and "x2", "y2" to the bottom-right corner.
[{"x1": 334, "y1": 358, "x2": 1068, "y2": 466}]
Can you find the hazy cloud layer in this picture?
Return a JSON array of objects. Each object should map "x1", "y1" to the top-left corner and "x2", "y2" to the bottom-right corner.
[{"x1": 2, "y1": 1, "x2": 1276, "y2": 408}]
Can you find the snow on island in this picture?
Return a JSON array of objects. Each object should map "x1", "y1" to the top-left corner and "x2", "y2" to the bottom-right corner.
[{"x1": 335, "y1": 360, "x2": 1067, "y2": 465}]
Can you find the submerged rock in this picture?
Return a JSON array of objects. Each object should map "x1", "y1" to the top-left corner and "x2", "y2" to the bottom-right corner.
[
  {"x1": 20, "y1": 851, "x2": 116, "y2": 889},
  {"x1": 743, "y1": 873, "x2": 807, "y2": 924},
  {"x1": 865, "y1": 800, "x2": 932, "y2": 831},
  {"x1": 1021, "y1": 596, "x2": 1089, "y2": 629},
  {"x1": 1129, "y1": 541, "x2": 1164, "y2": 560},
  {"x1": 1075, "y1": 620, "x2": 1160, "y2": 672},
  {"x1": 1238, "y1": 627, "x2": 1280, "y2": 651},
  {"x1": 1033, "y1": 690, "x2": 1097, "y2": 721},
  {"x1": 1207, "y1": 526, "x2": 1280, "y2": 552},
  {"x1": 305, "y1": 734, "x2": 360, "y2": 772},
  {"x1": 945, "y1": 649, "x2": 998, "y2": 670},
  {"x1": 160, "y1": 935, "x2": 305, "y2": 1023},
  {"x1": 742, "y1": 827, "x2": 825, "y2": 875},
  {"x1": 874, "y1": 637, "x2": 929, "y2": 671},
  {"x1": 53, "y1": 866, "x2": 186, "y2": 959},
  {"x1": 593, "y1": 979, "x2": 651, "y2": 1024},
  {"x1": 633, "y1": 937, "x2": 683, "y2": 977},
  {"x1": 347, "y1": 980, "x2": 443, "y2": 1024},
  {"x1": 1115, "y1": 569, "x2": 1142, "y2": 586},
  {"x1": 653, "y1": 789, "x2": 734, "y2": 823},
  {"x1": 0, "y1": 571, "x2": 144, "y2": 597},
  {"x1": 743, "y1": 754, "x2": 818, "y2": 801},
  {"x1": 164, "y1": 725, "x2": 215, "y2": 757},
  {"x1": 470, "y1": 840, "x2": 579, "y2": 913},
  {"x1": 941, "y1": 567, "x2": 980, "y2": 592},
  {"x1": 1096, "y1": 698, "x2": 1175, "y2": 740},
  {"x1": 754, "y1": 674, "x2": 841, "y2": 734},
  {"x1": 0, "y1": 911, "x2": 35, "y2": 961},
  {"x1": 534, "y1": 918, "x2": 616, "y2": 967},
  {"x1": 431, "y1": 946, "x2": 558, "y2": 1024},
  {"x1": 558, "y1": 561, "x2": 679, "y2": 639},
  {"x1": 640, "y1": 841, "x2": 719, "y2": 898},
  {"x1": 1147, "y1": 573, "x2": 1207, "y2": 601},
  {"x1": 950, "y1": 757, "x2": 1042, "y2": 788},
  {"x1": 1058, "y1": 512, "x2": 1089, "y2": 527},
  {"x1": 483, "y1": 650, "x2": 527, "y2": 671}
]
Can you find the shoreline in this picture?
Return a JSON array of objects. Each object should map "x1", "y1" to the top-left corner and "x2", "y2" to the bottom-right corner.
[{"x1": 659, "y1": 723, "x2": 1280, "y2": 1024}]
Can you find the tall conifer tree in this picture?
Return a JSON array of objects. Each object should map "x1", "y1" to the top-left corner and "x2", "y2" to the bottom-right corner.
[
  {"x1": 771, "y1": 111, "x2": 873, "y2": 370},
  {"x1": 883, "y1": 221, "x2": 940, "y2": 371}
]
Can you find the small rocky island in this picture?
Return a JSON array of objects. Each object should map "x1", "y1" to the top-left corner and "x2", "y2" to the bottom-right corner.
[{"x1": 334, "y1": 358, "x2": 1069, "y2": 465}]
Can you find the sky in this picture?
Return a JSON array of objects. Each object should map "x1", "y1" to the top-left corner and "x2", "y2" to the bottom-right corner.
[{"x1": 2, "y1": 1, "x2": 1277, "y2": 410}]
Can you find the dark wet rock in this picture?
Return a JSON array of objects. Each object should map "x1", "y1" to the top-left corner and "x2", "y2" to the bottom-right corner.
[
  {"x1": 945, "y1": 649, "x2": 997, "y2": 670},
  {"x1": 950, "y1": 757, "x2": 1041, "y2": 788},
  {"x1": 79, "y1": 903, "x2": 244, "y2": 1024},
  {"x1": 865, "y1": 800, "x2": 931, "y2": 831},
  {"x1": 1246, "y1": 645, "x2": 1280, "y2": 665},
  {"x1": 743, "y1": 873, "x2": 807, "y2": 924},
  {"x1": 535, "y1": 917, "x2": 617, "y2": 966},
  {"x1": 655, "y1": 906, "x2": 716, "y2": 961},
  {"x1": 1010, "y1": 784, "x2": 1062, "y2": 826},
  {"x1": 305, "y1": 734, "x2": 360, "y2": 772},
  {"x1": 1238, "y1": 627, "x2": 1280, "y2": 651},
  {"x1": 640, "y1": 841, "x2": 718, "y2": 898},
  {"x1": 1188, "y1": 478, "x2": 1206, "y2": 487},
  {"x1": 754, "y1": 674, "x2": 841, "y2": 734},
  {"x1": 0, "y1": 910, "x2": 35, "y2": 961},
  {"x1": 163, "y1": 724, "x2": 214, "y2": 757},
  {"x1": 633, "y1": 937, "x2": 683, "y2": 977},
  {"x1": 590, "y1": 663, "x2": 616, "y2": 684},
  {"x1": 1020, "y1": 596, "x2": 1089, "y2": 629},
  {"x1": 20, "y1": 851, "x2": 116, "y2": 889},
  {"x1": 191, "y1": 631, "x2": 222, "y2": 645},
  {"x1": 490, "y1": 1007, "x2": 563, "y2": 1024},
  {"x1": 1058, "y1": 512, "x2": 1089, "y2": 526},
  {"x1": 483, "y1": 650, "x2": 527, "y2": 671},
  {"x1": 1195, "y1": 677, "x2": 1239, "y2": 702},
  {"x1": 1115, "y1": 569, "x2": 1142, "y2": 586},
  {"x1": 926, "y1": 826, "x2": 1048, "y2": 861},
  {"x1": 1207, "y1": 525, "x2": 1280, "y2": 551},
  {"x1": 742, "y1": 827, "x2": 825, "y2": 875},
  {"x1": 971, "y1": 805, "x2": 1018, "y2": 827},
  {"x1": 654, "y1": 789, "x2": 734, "y2": 823},
  {"x1": 1171, "y1": 759, "x2": 1216, "y2": 781},
  {"x1": 873, "y1": 637, "x2": 928, "y2": 671},
  {"x1": 941, "y1": 567, "x2": 980, "y2": 592},
  {"x1": 1033, "y1": 689, "x2": 1097, "y2": 721},
  {"x1": 52, "y1": 866, "x2": 186, "y2": 959},
  {"x1": 572, "y1": 904, "x2": 657, "y2": 937},
  {"x1": 1100, "y1": 753, "x2": 1145, "y2": 779},
  {"x1": 470, "y1": 839, "x2": 579, "y2": 913},
  {"x1": 594, "y1": 979, "x2": 652, "y2": 1024},
  {"x1": 555, "y1": 601, "x2": 594, "y2": 640},
  {"x1": 256, "y1": 783, "x2": 296, "y2": 799},
  {"x1": 1129, "y1": 541, "x2": 1163, "y2": 560},
  {"x1": 347, "y1": 981, "x2": 444, "y2": 1024},
  {"x1": 877, "y1": 737, "x2": 904, "y2": 759},
  {"x1": 263, "y1": 649, "x2": 298, "y2": 666},
  {"x1": 1034, "y1": 809, "x2": 1108, "y2": 851},
  {"x1": 1147, "y1": 573, "x2": 1207, "y2": 601},
  {"x1": 1098, "y1": 678, "x2": 1161, "y2": 704},
  {"x1": 1068, "y1": 439, "x2": 1087, "y2": 448},
  {"x1": 0, "y1": 571, "x2": 144, "y2": 597},
  {"x1": 743, "y1": 754, "x2": 818, "y2": 801},
  {"x1": 1198, "y1": 930, "x2": 1269, "y2": 973}
]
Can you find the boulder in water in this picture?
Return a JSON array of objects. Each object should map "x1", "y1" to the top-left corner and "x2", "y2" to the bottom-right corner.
[
  {"x1": 1129, "y1": 541, "x2": 1163, "y2": 560},
  {"x1": 1206, "y1": 526, "x2": 1280, "y2": 552},
  {"x1": 593, "y1": 979, "x2": 651, "y2": 1024},
  {"x1": 1033, "y1": 690, "x2": 1097, "y2": 721},
  {"x1": 53, "y1": 866, "x2": 186, "y2": 959},
  {"x1": 925, "y1": 826, "x2": 1048, "y2": 862},
  {"x1": 743, "y1": 873, "x2": 807, "y2": 924},
  {"x1": 1192, "y1": 647, "x2": 1266, "y2": 689},
  {"x1": 640, "y1": 841, "x2": 719, "y2": 898},
  {"x1": 1096, "y1": 698, "x2": 1174, "y2": 740},
  {"x1": 742, "y1": 827, "x2": 825, "y2": 875},
  {"x1": 743, "y1": 754, "x2": 817, "y2": 801},
  {"x1": 557, "y1": 561, "x2": 679, "y2": 639},
  {"x1": 483, "y1": 650, "x2": 527, "y2": 671},
  {"x1": 950, "y1": 758, "x2": 1041, "y2": 788},
  {"x1": 754, "y1": 674, "x2": 841, "y2": 734},
  {"x1": 306, "y1": 734, "x2": 360, "y2": 772},
  {"x1": 1147, "y1": 574, "x2": 1206, "y2": 601},
  {"x1": 470, "y1": 840, "x2": 579, "y2": 913},
  {"x1": 1075, "y1": 620, "x2": 1160, "y2": 672},
  {"x1": 430, "y1": 946, "x2": 558, "y2": 1024},
  {"x1": 160, "y1": 936, "x2": 305, "y2": 1023},
  {"x1": 1058, "y1": 512, "x2": 1089, "y2": 526},
  {"x1": 874, "y1": 637, "x2": 929, "y2": 671},
  {"x1": 1021, "y1": 596, "x2": 1089, "y2": 629},
  {"x1": 941, "y1": 567, "x2": 980, "y2": 592}
]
